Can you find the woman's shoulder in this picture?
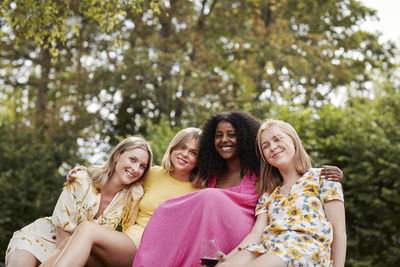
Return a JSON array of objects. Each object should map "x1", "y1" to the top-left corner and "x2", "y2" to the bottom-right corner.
[
  {"x1": 63, "y1": 168, "x2": 92, "y2": 193},
  {"x1": 143, "y1": 166, "x2": 168, "y2": 186},
  {"x1": 240, "y1": 171, "x2": 258, "y2": 187},
  {"x1": 129, "y1": 183, "x2": 144, "y2": 201},
  {"x1": 151, "y1": 165, "x2": 165, "y2": 173},
  {"x1": 73, "y1": 168, "x2": 91, "y2": 180},
  {"x1": 307, "y1": 167, "x2": 322, "y2": 175},
  {"x1": 245, "y1": 171, "x2": 259, "y2": 181},
  {"x1": 302, "y1": 168, "x2": 322, "y2": 181},
  {"x1": 148, "y1": 166, "x2": 168, "y2": 179}
]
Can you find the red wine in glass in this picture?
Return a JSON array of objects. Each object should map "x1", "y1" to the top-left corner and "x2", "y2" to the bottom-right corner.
[
  {"x1": 200, "y1": 257, "x2": 219, "y2": 267},
  {"x1": 200, "y1": 239, "x2": 219, "y2": 266}
]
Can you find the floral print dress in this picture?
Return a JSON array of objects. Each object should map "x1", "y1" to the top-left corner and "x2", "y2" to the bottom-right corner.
[
  {"x1": 5, "y1": 169, "x2": 142, "y2": 264},
  {"x1": 246, "y1": 168, "x2": 344, "y2": 267}
]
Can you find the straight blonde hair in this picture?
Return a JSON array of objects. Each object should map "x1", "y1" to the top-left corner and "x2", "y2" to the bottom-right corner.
[
  {"x1": 256, "y1": 119, "x2": 311, "y2": 194},
  {"x1": 88, "y1": 136, "x2": 153, "y2": 190},
  {"x1": 162, "y1": 127, "x2": 202, "y2": 182}
]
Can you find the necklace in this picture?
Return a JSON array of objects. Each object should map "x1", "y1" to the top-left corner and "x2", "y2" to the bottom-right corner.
[{"x1": 279, "y1": 179, "x2": 298, "y2": 196}]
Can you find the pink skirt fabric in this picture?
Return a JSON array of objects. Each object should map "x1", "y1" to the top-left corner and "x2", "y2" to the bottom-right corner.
[{"x1": 133, "y1": 172, "x2": 259, "y2": 267}]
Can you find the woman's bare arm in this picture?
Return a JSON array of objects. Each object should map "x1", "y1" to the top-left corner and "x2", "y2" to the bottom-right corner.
[{"x1": 324, "y1": 200, "x2": 346, "y2": 267}]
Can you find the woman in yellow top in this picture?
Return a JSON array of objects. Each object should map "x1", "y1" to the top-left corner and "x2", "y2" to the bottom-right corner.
[
  {"x1": 40, "y1": 127, "x2": 202, "y2": 267},
  {"x1": 5, "y1": 136, "x2": 153, "y2": 267}
]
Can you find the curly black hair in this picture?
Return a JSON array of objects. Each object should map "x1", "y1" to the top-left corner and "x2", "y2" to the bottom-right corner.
[{"x1": 198, "y1": 111, "x2": 261, "y2": 183}]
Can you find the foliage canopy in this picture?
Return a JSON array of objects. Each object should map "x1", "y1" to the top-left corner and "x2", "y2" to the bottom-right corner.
[{"x1": 1, "y1": 0, "x2": 399, "y2": 265}]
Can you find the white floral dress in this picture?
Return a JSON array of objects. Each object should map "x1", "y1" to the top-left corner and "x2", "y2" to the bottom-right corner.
[
  {"x1": 246, "y1": 168, "x2": 344, "y2": 267},
  {"x1": 5, "y1": 170, "x2": 143, "y2": 263}
]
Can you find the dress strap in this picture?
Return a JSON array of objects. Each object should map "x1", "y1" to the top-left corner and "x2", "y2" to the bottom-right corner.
[
  {"x1": 207, "y1": 175, "x2": 218, "y2": 188},
  {"x1": 244, "y1": 171, "x2": 258, "y2": 186}
]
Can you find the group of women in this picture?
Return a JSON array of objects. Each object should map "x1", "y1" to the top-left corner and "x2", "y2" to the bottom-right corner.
[{"x1": 5, "y1": 111, "x2": 345, "y2": 267}]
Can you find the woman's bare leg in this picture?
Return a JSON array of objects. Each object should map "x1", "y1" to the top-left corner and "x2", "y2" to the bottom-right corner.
[
  {"x1": 218, "y1": 250, "x2": 259, "y2": 267},
  {"x1": 218, "y1": 250, "x2": 286, "y2": 267},
  {"x1": 6, "y1": 250, "x2": 40, "y2": 267},
  {"x1": 52, "y1": 222, "x2": 137, "y2": 267},
  {"x1": 248, "y1": 253, "x2": 286, "y2": 267},
  {"x1": 40, "y1": 236, "x2": 105, "y2": 267},
  {"x1": 40, "y1": 237, "x2": 70, "y2": 267},
  {"x1": 84, "y1": 254, "x2": 107, "y2": 267}
]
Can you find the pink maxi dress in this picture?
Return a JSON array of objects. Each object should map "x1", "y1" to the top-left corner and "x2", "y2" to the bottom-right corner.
[{"x1": 132, "y1": 172, "x2": 259, "y2": 267}]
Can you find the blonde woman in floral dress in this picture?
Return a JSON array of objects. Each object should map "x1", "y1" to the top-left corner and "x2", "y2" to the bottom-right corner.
[
  {"x1": 40, "y1": 127, "x2": 202, "y2": 267},
  {"x1": 218, "y1": 119, "x2": 346, "y2": 267},
  {"x1": 5, "y1": 137, "x2": 152, "y2": 267}
]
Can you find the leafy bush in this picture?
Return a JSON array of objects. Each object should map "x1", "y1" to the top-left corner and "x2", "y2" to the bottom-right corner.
[{"x1": 0, "y1": 123, "x2": 81, "y2": 260}]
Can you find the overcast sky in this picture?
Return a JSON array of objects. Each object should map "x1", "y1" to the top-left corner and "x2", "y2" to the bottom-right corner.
[{"x1": 360, "y1": 0, "x2": 400, "y2": 44}]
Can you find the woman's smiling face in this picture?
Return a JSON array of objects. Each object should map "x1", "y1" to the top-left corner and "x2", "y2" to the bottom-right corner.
[
  {"x1": 214, "y1": 121, "x2": 238, "y2": 160},
  {"x1": 113, "y1": 148, "x2": 149, "y2": 185},
  {"x1": 170, "y1": 137, "x2": 198, "y2": 177},
  {"x1": 260, "y1": 126, "x2": 296, "y2": 170}
]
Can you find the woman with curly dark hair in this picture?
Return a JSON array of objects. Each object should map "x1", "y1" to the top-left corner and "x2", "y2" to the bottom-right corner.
[
  {"x1": 133, "y1": 111, "x2": 343, "y2": 267},
  {"x1": 197, "y1": 111, "x2": 261, "y2": 186}
]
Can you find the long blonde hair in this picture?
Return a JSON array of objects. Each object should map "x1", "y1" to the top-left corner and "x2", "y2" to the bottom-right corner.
[
  {"x1": 256, "y1": 119, "x2": 311, "y2": 194},
  {"x1": 88, "y1": 136, "x2": 153, "y2": 190},
  {"x1": 162, "y1": 127, "x2": 202, "y2": 182}
]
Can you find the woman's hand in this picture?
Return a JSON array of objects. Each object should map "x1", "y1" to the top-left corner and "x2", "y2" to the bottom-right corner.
[
  {"x1": 321, "y1": 165, "x2": 343, "y2": 182},
  {"x1": 199, "y1": 251, "x2": 226, "y2": 266},
  {"x1": 217, "y1": 250, "x2": 227, "y2": 262}
]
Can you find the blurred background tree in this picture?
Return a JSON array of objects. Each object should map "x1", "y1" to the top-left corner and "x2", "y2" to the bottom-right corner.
[{"x1": 1, "y1": 0, "x2": 399, "y2": 265}]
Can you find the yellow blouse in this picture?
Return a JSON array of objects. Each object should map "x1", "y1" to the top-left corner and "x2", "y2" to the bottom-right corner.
[{"x1": 124, "y1": 166, "x2": 200, "y2": 247}]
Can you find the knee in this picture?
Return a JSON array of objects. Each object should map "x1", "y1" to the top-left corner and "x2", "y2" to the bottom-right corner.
[
  {"x1": 6, "y1": 250, "x2": 39, "y2": 267},
  {"x1": 218, "y1": 262, "x2": 239, "y2": 267}
]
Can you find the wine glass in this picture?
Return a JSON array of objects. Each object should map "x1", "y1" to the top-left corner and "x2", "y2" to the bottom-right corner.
[{"x1": 200, "y1": 239, "x2": 219, "y2": 267}]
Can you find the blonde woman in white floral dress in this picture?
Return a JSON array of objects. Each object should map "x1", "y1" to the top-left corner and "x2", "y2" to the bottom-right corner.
[
  {"x1": 218, "y1": 119, "x2": 346, "y2": 267},
  {"x1": 5, "y1": 136, "x2": 152, "y2": 267},
  {"x1": 40, "y1": 127, "x2": 202, "y2": 267}
]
